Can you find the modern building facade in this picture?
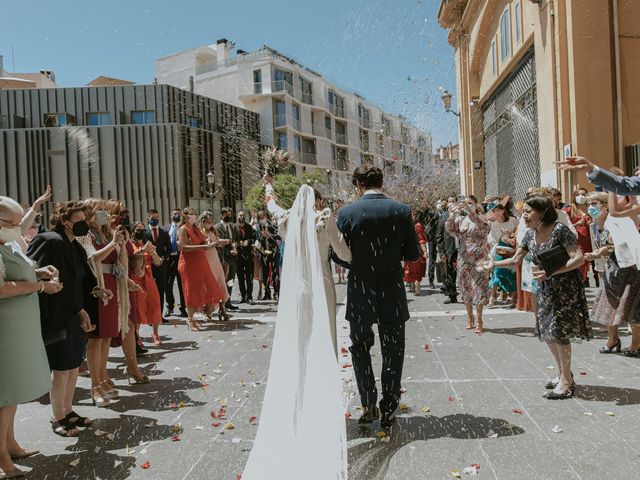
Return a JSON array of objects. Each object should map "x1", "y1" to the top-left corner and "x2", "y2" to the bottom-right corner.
[
  {"x1": 438, "y1": 0, "x2": 640, "y2": 199},
  {"x1": 156, "y1": 40, "x2": 433, "y2": 193},
  {"x1": 0, "y1": 84, "x2": 260, "y2": 221}
]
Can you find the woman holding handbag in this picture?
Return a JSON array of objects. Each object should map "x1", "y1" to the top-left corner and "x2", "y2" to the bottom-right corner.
[{"x1": 480, "y1": 195, "x2": 591, "y2": 400}]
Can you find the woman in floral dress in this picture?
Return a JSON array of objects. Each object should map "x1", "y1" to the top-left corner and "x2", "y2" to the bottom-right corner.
[
  {"x1": 446, "y1": 195, "x2": 491, "y2": 333},
  {"x1": 482, "y1": 196, "x2": 591, "y2": 400}
]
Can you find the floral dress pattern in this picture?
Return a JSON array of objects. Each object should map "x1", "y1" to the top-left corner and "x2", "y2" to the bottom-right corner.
[
  {"x1": 446, "y1": 212, "x2": 491, "y2": 305},
  {"x1": 520, "y1": 223, "x2": 592, "y2": 344}
]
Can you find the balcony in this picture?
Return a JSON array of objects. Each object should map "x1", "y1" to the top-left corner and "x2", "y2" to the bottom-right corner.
[
  {"x1": 312, "y1": 123, "x2": 332, "y2": 139},
  {"x1": 335, "y1": 133, "x2": 348, "y2": 145},
  {"x1": 273, "y1": 114, "x2": 287, "y2": 128},
  {"x1": 301, "y1": 92, "x2": 313, "y2": 104},
  {"x1": 359, "y1": 117, "x2": 371, "y2": 129},
  {"x1": 301, "y1": 152, "x2": 317, "y2": 165},
  {"x1": 254, "y1": 82, "x2": 263, "y2": 94},
  {"x1": 272, "y1": 80, "x2": 294, "y2": 96},
  {"x1": 292, "y1": 117, "x2": 301, "y2": 132},
  {"x1": 329, "y1": 104, "x2": 345, "y2": 118}
]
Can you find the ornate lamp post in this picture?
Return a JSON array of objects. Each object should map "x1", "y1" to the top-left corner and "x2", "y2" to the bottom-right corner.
[
  {"x1": 206, "y1": 171, "x2": 219, "y2": 212},
  {"x1": 441, "y1": 90, "x2": 460, "y2": 117}
]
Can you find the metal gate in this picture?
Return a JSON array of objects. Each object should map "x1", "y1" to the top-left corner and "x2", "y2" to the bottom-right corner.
[{"x1": 483, "y1": 49, "x2": 539, "y2": 199}]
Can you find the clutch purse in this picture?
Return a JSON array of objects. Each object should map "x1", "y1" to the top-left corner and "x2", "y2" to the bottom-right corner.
[{"x1": 537, "y1": 245, "x2": 570, "y2": 276}]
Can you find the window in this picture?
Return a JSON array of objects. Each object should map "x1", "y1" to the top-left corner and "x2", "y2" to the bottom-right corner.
[
  {"x1": 184, "y1": 114, "x2": 201, "y2": 128},
  {"x1": 515, "y1": 1, "x2": 522, "y2": 45},
  {"x1": 358, "y1": 104, "x2": 371, "y2": 128},
  {"x1": 132, "y1": 110, "x2": 156, "y2": 125},
  {"x1": 500, "y1": 9, "x2": 511, "y2": 62},
  {"x1": 324, "y1": 115, "x2": 332, "y2": 139},
  {"x1": 382, "y1": 116, "x2": 391, "y2": 137},
  {"x1": 273, "y1": 68, "x2": 293, "y2": 94},
  {"x1": 328, "y1": 90, "x2": 345, "y2": 117},
  {"x1": 360, "y1": 129, "x2": 370, "y2": 152},
  {"x1": 292, "y1": 103, "x2": 300, "y2": 131},
  {"x1": 491, "y1": 39, "x2": 497, "y2": 75},
  {"x1": 300, "y1": 76, "x2": 313, "y2": 104},
  {"x1": 253, "y1": 69, "x2": 262, "y2": 94},
  {"x1": 276, "y1": 132, "x2": 288, "y2": 149},
  {"x1": 86, "y1": 112, "x2": 111, "y2": 126},
  {"x1": 401, "y1": 125, "x2": 410, "y2": 144},
  {"x1": 333, "y1": 146, "x2": 348, "y2": 171},
  {"x1": 301, "y1": 138, "x2": 316, "y2": 165},
  {"x1": 294, "y1": 135, "x2": 301, "y2": 152},
  {"x1": 274, "y1": 100, "x2": 286, "y2": 127},
  {"x1": 44, "y1": 113, "x2": 69, "y2": 127},
  {"x1": 335, "y1": 121, "x2": 347, "y2": 145}
]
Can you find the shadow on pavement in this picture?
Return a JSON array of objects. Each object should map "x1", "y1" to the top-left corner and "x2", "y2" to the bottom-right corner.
[
  {"x1": 15, "y1": 414, "x2": 174, "y2": 480},
  {"x1": 347, "y1": 413, "x2": 525, "y2": 480},
  {"x1": 576, "y1": 384, "x2": 640, "y2": 406}
]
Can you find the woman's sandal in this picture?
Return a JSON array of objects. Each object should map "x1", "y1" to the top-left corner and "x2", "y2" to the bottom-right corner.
[
  {"x1": 65, "y1": 410, "x2": 93, "y2": 427},
  {"x1": 50, "y1": 417, "x2": 80, "y2": 437},
  {"x1": 9, "y1": 449, "x2": 39, "y2": 460},
  {"x1": 127, "y1": 372, "x2": 150, "y2": 385},
  {"x1": 623, "y1": 347, "x2": 640, "y2": 358},
  {"x1": 475, "y1": 321, "x2": 484, "y2": 335}
]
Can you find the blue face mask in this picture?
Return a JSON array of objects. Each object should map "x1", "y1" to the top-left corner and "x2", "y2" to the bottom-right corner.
[
  {"x1": 149, "y1": 218, "x2": 160, "y2": 227},
  {"x1": 588, "y1": 205, "x2": 601, "y2": 219}
]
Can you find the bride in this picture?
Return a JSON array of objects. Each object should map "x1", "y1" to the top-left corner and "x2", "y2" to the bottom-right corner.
[{"x1": 241, "y1": 178, "x2": 351, "y2": 480}]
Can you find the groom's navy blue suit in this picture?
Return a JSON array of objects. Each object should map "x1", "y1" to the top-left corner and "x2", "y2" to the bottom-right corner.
[{"x1": 337, "y1": 192, "x2": 420, "y2": 415}]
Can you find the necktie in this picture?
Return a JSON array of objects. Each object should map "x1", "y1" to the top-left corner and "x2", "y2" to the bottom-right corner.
[
  {"x1": 152, "y1": 227, "x2": 158, "y2": 243},
  {"x1": 170, "y1": 224, "x2": 177, "y2": 252}
]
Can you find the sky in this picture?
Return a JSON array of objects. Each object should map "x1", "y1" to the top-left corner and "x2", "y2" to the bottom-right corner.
[{"x1": 0, "y1": 0, "x2": 458, "y2": 148}]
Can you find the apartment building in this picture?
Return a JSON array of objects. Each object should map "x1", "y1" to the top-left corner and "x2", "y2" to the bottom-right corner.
[
  {"x1": 156, "y1": 39, "x2": 432, "y2": 192},
  {"x1": 0, "y1": 84, "x2": 260, "y2": 220},
  {"x1": 438, "y1": 0, "x2": 640, "y2": 198}
]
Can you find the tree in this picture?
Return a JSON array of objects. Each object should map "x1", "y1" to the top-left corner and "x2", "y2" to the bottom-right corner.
[{"x1": 244, "y1": 169, "x2": 327, "y2": 212}]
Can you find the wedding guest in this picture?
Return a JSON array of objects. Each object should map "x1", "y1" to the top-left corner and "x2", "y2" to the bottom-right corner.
[
  {"x1": 0, "y1": 195, "x2": 61, "y2": 478},
  {"x1": 421, "y1": 202, "x2": 440, "y2": 289},
  {"x1": 563, "y1": 189, "x2": 593, "y2": 285},
  {"x1": 255, "y1": 210, "x2": 281, "y2": 301},
  {"x1": 436, "y1": 198, "x2": 458, "y2": 304},
  {"x1": 557, "y1": 155, "x2": 640, "y2": 195},
  {"x1": 514, "y1": 200, "x2": 534, "y2": 313},
  {"x1": 145, "y1": 209, "x2": 172, "y2": 321},
  {"x1": 16, "y1": 186, "x2": 51, "y2": 253},
  {"x1": 199, "y1": 212, "x2": 231, "y2": 321},
  {"x1": 403, "y1": 210, "x2": 428, "y2": 296},
  {"x1": 446, "y1": 195, "x2": 491, "y2": 333},
  {"x1": 27, "y1": 202, "x2": 98, "y2": 436},
  {"x1": 483, "y1": 196, "x2": 591, "y2": 399},
  {"x1": 235, "y1": 210, "x2": 257, "y2": 305},
  {"x1": 131, "y1": 222, "x2": 164, "y2": 345},
  {"x1": 587, "y1": 192, "x2": 640, "y2": 356},
  {"x1": 487, "y1": 197, "x2": 518, "y2": 308},
  {"x1": 215, "y1": 207, "x2": 239, "y2": 310},
  {"x1": 178, "y1": 208, "x2": 227, "y2": 330},
  {"x1": 163, "y1": 208, "x2": 187, "y2": 317},
  {"x1": 79, "y1": 198, "x2": 126, "y2": 407}
]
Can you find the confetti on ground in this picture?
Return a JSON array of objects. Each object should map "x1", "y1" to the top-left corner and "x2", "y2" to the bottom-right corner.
[
  {"x1": 195, "y1": 425, "x2": 204, "y2": 430},
  {"x1": 512, "y1": 409, "x2": 523, "y2": 414},
  {"x1": 69, "y1": 458, "x2": 80, "y2": 468},
  {"x1": 170, "y1": 423, "x2": 183, "y2": 434},
  {"x1": 171, "y1": 434, "x2": 181, "y2": 442},
  {"x1": 340, "y1": 347, "x2": 349, "y2": 354},
  {"x1": 579, "y1": 372, "x2": 587, "y2": 376},
  {"x1": 141, "y1": 461, "x2": 151, "y2": 469},
  {"x1": 144, "y1": 421, "x2": 154, "y2": 428},
  {"x1": 422, "y1": 406, "x2": 431, "y2": 413},
  {"x1": 106, "y1": 433, "x2": 115, "y2": 441},
  {"x1": 423, "y1": 344, "x2": 431, "y2": 351},
  {"x1": 551, "y1": 425, "x2": 563, "y2": 433},
  {"x1": 463, "y1": 466, "x2": 478, "y2": 476},
  {"x1": 344, "y1": 412, "x2": 352, "y2": 419},
  {"x1": 448, "y1": 396, "x2": 455, "y2": 402},
  {"x1": 212, "y1": 423, "x2": 222, "y2": 427},
  {"x1": 399, "y1": 403, "x2": 409, "y2": 411},
  {"x1": 224, "y1": 422, "x2": 235, "y2": 430},
  {"x1": 375, "y1": 431, "x2": 387, "y2": 438},
  {"x1": 546, "y1": 366, "x2": 554, "y2": 370},
  {"x1": 450, "y1": 469, "x2": 461, "y2": 478},
  {"x1": 249, "y1": 416, "x2": 257, "y2": 424},
  {"x1": 232, "y1": 437, "x2": 242, "y2": 443},
  {"x1": 487, "y1": 430, "x2": 498, "y2": 438},
  {"x1": 583, "y1": 412, "x2": 593, "y2": 416},
  {"x1": 605, "y1": 412, "x2": 616, "y2": 417},
  {"x1": 342, "y1": 363, "x2": 352, "y2": 369},
  {"x1": 94, "y1": 430, "x2": 107, "y2": 437}
]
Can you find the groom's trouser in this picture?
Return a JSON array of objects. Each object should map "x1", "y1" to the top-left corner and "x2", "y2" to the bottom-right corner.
[{"x1": 349, "y1": 321, "x2": 405, "y2": 415}]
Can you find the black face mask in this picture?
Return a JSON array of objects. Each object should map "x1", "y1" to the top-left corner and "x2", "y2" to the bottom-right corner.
[
  {"x1": 222, "y1": 215, "x2": 233, "y2": 223},
  {"x1": 238, "y1": 218, "x2": 245, "y2": 224},
  {"x1": 119, "y1": 216, "x2": 131, "y2": 227},
  {"x1": 172, "y1": 214, "x2": 182, "y2": 223},
  {"x1": 71, "y1": 220, "x2": 90, "y2": 237},
  {"x1": 134, "y1": 230, "x2": 146, "y2": 241}
]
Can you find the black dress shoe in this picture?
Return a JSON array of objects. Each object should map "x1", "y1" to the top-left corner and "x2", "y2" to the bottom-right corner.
[
  {"x1": 136, "y1": 345, "x2": 148, "y2": 356},
  {"x1": 164, "y1": 309, "x2": 174, "y2": 317},
  {"x1": 543, "y1": 383, "x2": 576, "y2": 400},
  {"x1": 226, "y1": 303, "x2": 239, "y2": 311},
  {"x1": 380, "y1": 411, "x2": 397, "y2": 428},
  {"x1": 443, "y1": 297, "x2": 457, "y2": 304},
  {"x1": 357, "y1": 406, "x2": 380, "y2": 425},
  {"x1": 179, "y1": 309, "x2": 188, "y2": 318},
  {"x1": 247, "y1": 299, "x2": 256, "y2": 305},
  {"x1": 238, "y1": 298, "x2": 246, "y2": 304}
]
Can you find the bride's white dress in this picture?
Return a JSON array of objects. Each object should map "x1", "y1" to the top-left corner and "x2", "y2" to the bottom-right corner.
[{"x1": 242, "y1": 185, "x2": 351, "y2": 480}]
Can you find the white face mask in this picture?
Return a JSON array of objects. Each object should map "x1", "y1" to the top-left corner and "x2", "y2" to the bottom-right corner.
[
  {"x1": 575, "y1": 194, "x2": 587, "y2": 205},
  {"x1": 0, "y1": 225, "x2": 22, "y2": 244},
  {"x1": 94, "y1": 210, "x2": 110, "y2": 226}
]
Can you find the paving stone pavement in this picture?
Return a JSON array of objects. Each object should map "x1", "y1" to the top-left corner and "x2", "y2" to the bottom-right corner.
[{"x1": 11, "y1": 281, "x2": 640, "y2": 480}]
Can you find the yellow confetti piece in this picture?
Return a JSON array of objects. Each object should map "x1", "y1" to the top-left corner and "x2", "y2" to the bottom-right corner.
[
  {"x1": 450, "y1": 469, "x2": 462, "y2": 478},
  {"x1": 422, "y1": 406, "x2": 431, "y2": 413},
  {"x1": 399, "y1": 403, "x2": 409, "y2": 411},
  {"x1": 583, "y1": 412, "x2": 593, "y2": 416},
  {"x1": 178, "y1": 401, "x2": 187, "y2": 409},
  {"x1": 69, "y1": 458, "x2": 80, "y2": 468},
  {"x1": 375, "y1": 431, "x2": 387, "y2": 438},
  {"x1": 224, "y1": 422, "x2": 235, "y2": 430},
  {"x1": 605, "y1": 412, "x2": 616, "y2": 417}
]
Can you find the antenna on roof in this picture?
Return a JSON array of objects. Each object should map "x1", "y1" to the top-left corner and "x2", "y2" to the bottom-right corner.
[{"x1": 11, "y1": 45, "x2": 15, "y2": 73}]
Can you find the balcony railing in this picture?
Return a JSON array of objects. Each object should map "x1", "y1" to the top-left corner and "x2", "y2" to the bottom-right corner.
[
  {"x1": 329, "y1": 103, "x2": 345, "y2": 118},
  {"x1": 273, "y1": 114, "x2": 287, "y2": 128},
  {"x1": 312, "y1": 124, "x2": 332, "y2": 139},
  {"x1": 292, "y1": 118, "x2": 301, "y2": 131},
  {"x1": 301, "y1": 92, "x2": 313, "y2": 104},
  {"x1": 335, "y1": 133, "x2": 348, "y2": 145},
  {"x1": 272, "y1": 80, "x2": 294, "y2": 96},
  {"x1": 254, "y1": 82, "x2": 263, "y2": 94},
  {"x1": 301, "y1": 152, "x2": 317, "y2": 165},
  {"x1": 359, "y1": 117, "x2": 371, "y2": 129}
]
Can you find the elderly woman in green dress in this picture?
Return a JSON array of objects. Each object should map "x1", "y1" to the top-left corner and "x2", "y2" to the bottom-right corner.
[{"x1": 0, "y1": 195, "x2": 62, "y2": 479}]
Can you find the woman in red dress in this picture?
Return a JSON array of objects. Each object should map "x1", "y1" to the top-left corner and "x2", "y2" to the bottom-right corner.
[
  {"x1": 178, "y1": 208, "x2": 227, "y2": 331},
  {"x1": 404, "y1": 211, "x2": 429, "y2": 295},
  {"x1": 131, "y1": 222, "x2": 164, "y2": 345},
  {"x1": 562, "y1": 188, "x2": 592, "y2": 284}
]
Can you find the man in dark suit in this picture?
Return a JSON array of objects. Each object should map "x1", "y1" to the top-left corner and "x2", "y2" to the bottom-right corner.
[
  {"x1": 255, "y1": 210, "x2": 281, "y2": 301},
  {"x1": 163, "y1": 208, "x2": 187, "y2": 317},
  {"x1": 436, "y1": 198, "x2": 458, "y2": 304},
  {"x1": 420, "y1": 202, "x2": 440, "y2": 289},
  {"x1": 557, "y1": 155, "x2": 640, "y2": 195},
  {"x1": 215, "y1": 207, "x2": 239, "y2": 311},
  {"x1": 337, "y1": 164, "x2": 420, "y2": 428},
  {"x1": 235, "y1": 210, "x2": 257, "y2": 305},
  {"x1": 145, "y1": 209, "x2": 172, "y2": 320}
]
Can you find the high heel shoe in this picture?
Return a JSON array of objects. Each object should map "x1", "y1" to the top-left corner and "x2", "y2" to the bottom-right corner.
[
  {"x1": 187, "y1": 321, "x2": 202, "y2": 331},
  {"x1": 545, "y1": 371, "x2": 574, "y2": 390},
  {"x1": 91, "y1": 387, "x2": 110, "y2": 408},
  {"x1": 152, "y1": 333, "x2": 162, "y2": 346},
  {"x1": 127, "y1": 373, "x2": 150, "y2": 385},
  {"x1": 475, "y1": 321, "x2": 484, "y2": 335},
  {"x1": 543, "y1": 382, "x2": 576, "y2": 400},
  {"x1": 599, "y1": 338, "x2": 622, "y2": 354},
  {"x1": 623, "y1": 347, "x2": 640, "y2": 357},
  {"x1": 0, "y1": 467, "x2": 27, "y2": 478},
  {"x1": 101, "y1": 381, "x2": 119, "y2": 399},
  {"x1": 218, "y1": 310, "x2": 230, "y2": 322}
]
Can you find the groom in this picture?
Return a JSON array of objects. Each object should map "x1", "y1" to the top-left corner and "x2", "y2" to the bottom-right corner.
[{"x1": 337, "y1": 165, "x2": 420, "y2": 428}]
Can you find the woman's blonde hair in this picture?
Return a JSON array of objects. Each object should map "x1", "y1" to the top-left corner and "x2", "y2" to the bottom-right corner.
[{"x1": 586, "y1": 192, "x2": 609, "y2": 205}]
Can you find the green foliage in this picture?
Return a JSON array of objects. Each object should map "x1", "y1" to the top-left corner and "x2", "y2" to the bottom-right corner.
[{"x1": 244, "y1": 170, "x2": 327, "y2": 213}]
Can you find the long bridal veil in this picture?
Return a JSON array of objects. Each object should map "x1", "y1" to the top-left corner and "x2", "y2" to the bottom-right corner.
[{"x1": 242, "y1": 185, "x2": 348, "y2": 480}]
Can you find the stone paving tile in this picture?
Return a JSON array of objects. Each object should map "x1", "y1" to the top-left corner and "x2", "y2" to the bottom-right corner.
[{"x1": 10, "y1": 283, "x2": 640, "y2": 479}]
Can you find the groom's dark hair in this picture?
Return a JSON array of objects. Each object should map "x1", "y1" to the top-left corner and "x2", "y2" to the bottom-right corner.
[{"x1": 352, "y1": 164, "x2": 383, "y2": 189}]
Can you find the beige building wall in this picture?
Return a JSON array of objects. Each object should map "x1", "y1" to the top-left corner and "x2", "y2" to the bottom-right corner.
[{"x1": 439, "y1": 0, "x2": 640, "y2": 200}]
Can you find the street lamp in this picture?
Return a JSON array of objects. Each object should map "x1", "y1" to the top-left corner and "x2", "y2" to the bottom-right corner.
[
  {"x1": 206, "y1": 171, "x2": 219, "y2": 211},
  {"x1": 441, "y1": 90, "x2": 460, "y2": 117}
]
